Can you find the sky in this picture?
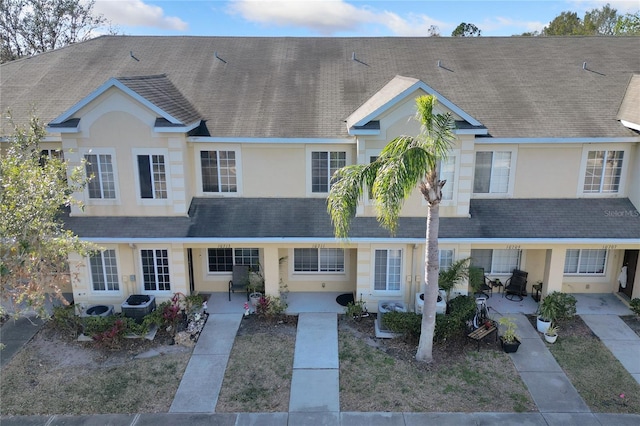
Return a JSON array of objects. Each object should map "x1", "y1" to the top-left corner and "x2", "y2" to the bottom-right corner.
[{"x1": 92, "y1": 0, "x2": 639, "y2": 37}]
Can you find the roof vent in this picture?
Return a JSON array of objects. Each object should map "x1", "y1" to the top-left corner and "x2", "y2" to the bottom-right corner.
[
  {"x1": 214, "y1": 51, "x2": 227, "y2": 63},
  {"x1": 583, "y1": 61, "x2": 587, "y2": 70},
  {"x1": 129, "y1": 50, "x2": 139, "y2": 61},
  {"x1": 352, "y1": 51, "x2": 356, "y2": 61}
]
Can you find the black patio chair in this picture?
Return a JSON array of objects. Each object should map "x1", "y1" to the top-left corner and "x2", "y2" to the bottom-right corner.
[
  {"x1": 229, "y1": 264, "x2": 250, "y2": 301},
  {"x1": 503, "y1": 269, "x2": 528, "y2": 301},
  {"x1": 471, "y1": 267, "x2": 494, "y2": 298}
]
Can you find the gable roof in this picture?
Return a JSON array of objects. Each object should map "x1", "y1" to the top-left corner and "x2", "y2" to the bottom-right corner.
[
  {"x1": 617, "y1": 74, "x2": 640, "y2": 132},
  {"x1": 49, "y1": 74, "x2": 201, "y2": 131},
  {"x1": 2, "y1": 36, "x2": 639, "y2": 139},
  {"x1": 62, "y1": 197, "x2": 640, "y2": 243}
]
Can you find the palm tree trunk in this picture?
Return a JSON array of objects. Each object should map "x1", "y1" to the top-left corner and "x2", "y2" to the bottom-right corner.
[{"x1": 415, "y1": 201, "x2": 440, "y2": 362}]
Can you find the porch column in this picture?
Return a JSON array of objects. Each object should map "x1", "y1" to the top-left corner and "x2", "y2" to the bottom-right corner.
[
  {"x1": 543, "y1": 247, "x2": 566, "y2": 296},
  {"x1": 263, "y1": 246, "x2": 280, "y2": 296}
]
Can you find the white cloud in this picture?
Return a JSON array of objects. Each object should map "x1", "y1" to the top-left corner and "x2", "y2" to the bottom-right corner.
[
  {"x1": 93, "y1": 0, "x2": 188, "y2": 31},
  {"x1": 484, "y1": 17, "x2": 546, "y2": 35},
  {"x1": 567, "y1": 0, "x2": 640, "y2": 14},
  {"x1": 227, "y1": 0, "x2": 444, "y2": 36}
]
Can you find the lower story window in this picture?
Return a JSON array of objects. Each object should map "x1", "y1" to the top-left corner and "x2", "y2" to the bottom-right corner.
[
  {"x1": 374, "y1": 249, "x2": 401, "y2": 291},
  {"x1": 89, "y1": 249, "x2": 119, "y2": 291},
  {"x1": 564, "y1": 249, "x2": 607, "y2": 275},
  {"x1": 294, "y1": 248, "x2": 344, "y2": 272},
  {"x1": 208, "y1": 248, "x2": 260, "y2": 272},
  {"x1": 141, "y1": 249, "x2": 171, "y2": 291},
  {"x1": 471, "y1": 249, "x2": 521, "y2": 274},
  {"x1": 439, "y1": 249, "x2": 454, "y2": 271}
]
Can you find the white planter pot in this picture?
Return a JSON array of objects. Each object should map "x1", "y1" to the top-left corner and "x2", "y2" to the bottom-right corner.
[
  {"x1": 544, "y1": 333, "x2": 558, "y2": 344},
  {"x1": 537, "y1": 316, "x2": 551, "y2": 334},
  {"x1": 250, "y1": 292, "x2": 262, "y2": 307}
]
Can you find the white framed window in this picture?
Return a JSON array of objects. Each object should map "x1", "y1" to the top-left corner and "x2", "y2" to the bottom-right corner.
[
  {"x1": 473, "y1": 151, "x2": 512, "y2": 194},
  {"x1": 89, "y1": 249, "x2": 119, "y2": 291},
  {"x1": 200, "y1": 150, "x2": 237, "y2": 193},
  {"x1": 471, "y1": 249, "x2": 521, "y2": 274},
  {"x1": 564, "y1": 249, "x2": 607, "y2": 275},
  {"x1": 294, "y1": 248, "x2": 344, "y2": 272},
  {"x1": 40, "y1": 149, "x2": 64, "y2": 167},
  {"x1": 438, "y1": 156, "x2": 456, "y2": 201},
  {"x1": 439, "y1": 249, "x2": 454, "y2": 271},
  {"x1": 141, "y1": 249, "x2": 171, "y2": 291},
  {"x1": 311, "y1": 151, "x2": 346, "y2": 193},
  {"x1": 583, "y1": 150, "x2": 624, "y2": 193},
  {"x1": 137, "y1": 154, "x2": 167, "y2": 199},
  {"x1": 208, "y1": 248, "x2": 260, "y2": 273},
  {"x1": 85, "y1": 153, "x2": 116, "y2": 199},
  {"x1": 374, "y1": 249, "x2": 402, "y2": 291}
]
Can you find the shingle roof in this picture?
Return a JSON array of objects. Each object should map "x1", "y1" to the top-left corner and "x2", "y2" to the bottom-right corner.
[
  {"x1": 617, "y1": 74, "x2": 640, "y2": 127},
  {"x1": 63, "y1": 197, "x2": 640, "y2": 241},
  {"x1": 2, "y1": 36, "x2": 639, "y2": 139}
]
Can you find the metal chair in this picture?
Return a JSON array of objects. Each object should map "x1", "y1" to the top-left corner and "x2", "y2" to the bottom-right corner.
[
  {"x1": 503, "y1": 269, "x2": 528, "y2": 301},
  {"x1": 228, "y1": 264, "x2": 250, "y2": 301}
]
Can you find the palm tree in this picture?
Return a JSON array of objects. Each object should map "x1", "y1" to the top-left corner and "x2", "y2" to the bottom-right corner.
[{"x1": 327, "y1": 95, "x2": 456, "y2": 362}]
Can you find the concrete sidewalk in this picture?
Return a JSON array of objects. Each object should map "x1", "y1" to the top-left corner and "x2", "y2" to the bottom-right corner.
[
  {"x1": 581, "y1": 314, "x2": 640, "y2": 385},
  {"x1": 0, "y1": 316, "x2": 46, "y2": 368},
  {"x1": 169, "y1": 313, "x2": 242, "y2": 413},
  {"x1": 505, "y1": 314, "x2": 591, "y2": 413}
]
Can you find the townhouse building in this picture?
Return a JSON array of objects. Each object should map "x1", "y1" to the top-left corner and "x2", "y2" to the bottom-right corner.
[{"x1": 1, "y1": 36, "x2": 639, "y2": 311}]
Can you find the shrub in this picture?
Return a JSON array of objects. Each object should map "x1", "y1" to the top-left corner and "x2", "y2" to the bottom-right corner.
[
  {"x1": 434, "y1": 295, "x2": 476, "y2": 343},
  {"x1": 448, "y1": 294, "x2": 476, "y2": 319},
  {"x1": 345, "y1": 299, "x2": 367, "y2": 321},
  {"x1": 539, "y1": 291, "x2": 577, "y2": 323},
  {"x1": 51, "y1": 305, "x2": 82, "y2": 336},
  {"x1": 630, "y1": 298, "x2": 640, "y2": 316},
  {"x1": 256, "y1": 295, "x2": 288, "y2": 318},
  {"x1": 382, "y1": 311, "x2": 422, "y2": 341},
  {"x1": 92, "y1": 319, "x2": 127, "y2": 349}
]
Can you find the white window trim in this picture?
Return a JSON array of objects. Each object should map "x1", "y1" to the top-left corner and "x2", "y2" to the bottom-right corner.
[
  {"x1": 132, "y1": 148, "x2": 172, "y2": 205},
  {"x1": 292, "y1": 247, "x2": 346, "y2": 274},
  {"x1": 372, "y1": 248, "x2": 403, "y2": 294},
  {"x1": 472, "y1": 149, "x2": 517, "y2": 198},
  {"x1": 288, "y1": 248, "x2": 349, "y2": 281},
  {"x1": 88, "y1": 247, "x2": 122, "y2": 295},
  {"x1": 206, "y1": 247, "x2": 260, "y2": 275},
  {"x1": 439, "y1": 249, "x2": 455, "y2": 270},
  {"x1": 563, "y1": 249, "x2": 608, "y2": 276},
  {"x1": 80, "y1": 148, "x2": 120, "y2": 205},
  {"x1": 305, "y1": 146, "x2": 351, "y2": 197},
  {"x1": 194, "y1": 145, "x2": 243, "y2": 197},
  {"x1": 138, "y1": 248, "x2": 172, "y2": 293},
  {"x1": 577, "y1": 146, "x2": 628, "y2": 197},
  {"x1": 471, "y1": 249, "x2": 523, "y2": 276}
]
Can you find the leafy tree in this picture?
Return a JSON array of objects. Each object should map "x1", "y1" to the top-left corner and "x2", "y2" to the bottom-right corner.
[
  {"x1": 614, "y1": 12, "x2": 640, "y2": 35},
  {"x1": 327, "y1": 95, "x2": 455, "y2": 363},
  {"x1": 0, "y1": 0, "x2": 108, "y2": 63},
  {"x1": 0, "y1": 114, "x2": 94, "y2": 317},
  {"x1": 583, "y1": 3, "x2": 619, "y2": 35},
  {"x1": 427, "y1": 25, "x2": 440, "y2": 37},
  {"x1": 543, "y1": 11, "x2": 586, "y2": 35},
  {"x1": 451, "y1": 22, "x2": 481, "y2": 37}
]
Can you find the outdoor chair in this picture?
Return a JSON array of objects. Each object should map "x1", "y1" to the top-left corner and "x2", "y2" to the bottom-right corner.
[
  {"x1": 472, "y1": 267, "x2": 494, "y2": 298},
  {"x1": 503, "y1": 269, "x2": 528, "y2": 301},
  {"x1": 229, "y1": 264, "x2": 250, "y2": 301}
]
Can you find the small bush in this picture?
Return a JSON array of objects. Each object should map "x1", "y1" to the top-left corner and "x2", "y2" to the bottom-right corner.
[
  {"x1": 539, "y1": 292, "x2": 577, "y2": 323},
  {"x1": 51, "y1": 305, "x2": 82, "y2": 336},
  {"x1": 630, "y1": 298, "x2": 640, "y2": 316},
  {"x1": 448, "y1": 295, "x2": 476, "y2": 319},
  {"x1": 345, "y1": 299, "x2": 367, "y2": 320},
  {"x1": 382, "y1": 311, "x2": 422, "y2": 340},
  {"x1": 92, "y1": 319, "x2": 127, "y2": 349},
  {"x1": 256, "y1": 295, "x2": 288, "y2": 318}
]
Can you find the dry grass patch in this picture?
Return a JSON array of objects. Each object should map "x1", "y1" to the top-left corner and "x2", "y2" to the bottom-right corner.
[
  {"x1": 544, "y1": 316, "x2": 640, "y2": 414},
  {"x1": 0, "y1": 323, "x2": 190, "y2": 415},
  {"x1": 216, "y1": 315, "x2": 297, "y2": 412},
  {"x1": 339, "y1": 316, "x2": 535, "y2": 413}
]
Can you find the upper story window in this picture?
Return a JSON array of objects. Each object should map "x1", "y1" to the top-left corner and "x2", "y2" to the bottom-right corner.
[
  {"x1": 141, "y1": 249, "x2": 171, "y2": 291},
  {"x1": 374, "y1": 249, "x2": 402, "y2": 291},
  {"x1": 137, "y1": 154, "x2": 167, "y2": 199},
  {"x1": 439, "y1": 156, "x2": 456, "y2": 201},
  {"x1": 471, "y1": 249, "x2": 521, "y2": 274},
  {"x1": 201, "y1": 150, "x2": 237, "y2": 193},
  {"x1": 85, "y1": 154, "x2": 116, "y2": 199},
  {"x1": 312, "y1": 151, "x2": 346, "y2": 193},
  {"x1": 564, "y1": 249, "x2": 607, "y2": 275},
  {"x1": 474, "y1": 151, "x2": 511, "y2": 194},
  {"x1": 208, "y1": 248, "x2": 260, "y2": 273},
  {"x1": 89, "y1": 249, "x2": 119, "y2": 291},
  {"x1": 583, "y1": 150, "x2": 624, "y2": 193},
  {"x1": 39, "y1": 149, "x2": 64, "y2": 167},
  {"x1": 294, "y1": 248, "x2": 344, "y2": 273}
]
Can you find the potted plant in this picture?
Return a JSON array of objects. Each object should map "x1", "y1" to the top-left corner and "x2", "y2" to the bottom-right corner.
[
  {"x1": 536, "y1": 296, "x2": 555, "y2": 333},
  {"x1": 544, "y1": 323, "x2": 559, "y2": 344},
  {"x1": 537, "y1": 291, "x2": 576, "y2": 333},
  {"x1": 498, "y1": 317, "x2": 521, "y2": 353},
  {"x1": 247, "y1": 269, "x2": 265, "y2": 307}
]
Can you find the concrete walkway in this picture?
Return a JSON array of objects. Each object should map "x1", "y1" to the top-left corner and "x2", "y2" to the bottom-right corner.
[
  {"x1": 289, "y1": 312, "x2": 340, "y2": 424},
  {"x1": 0, "y1": 316, "x2": 45, "y2": 368},
  {"x1": 169, "y1": 313, "x2": 242, "y2": 413},
  {"x1": 581, "y1": 314, "x2": 640, "y2": 385},
  {"x1": 507, "y1": 314, "x2": 591, "y2": 414}
]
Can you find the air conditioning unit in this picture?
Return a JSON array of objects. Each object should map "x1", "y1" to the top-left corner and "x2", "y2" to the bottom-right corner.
[
  {"x1": 376, "y1": 301, "x2": 407, "y2": 333},
  {"x1": 415, "y1": 289, "x2": 447, "y2": 315},
  {"x1": 83, "y1": 304, "x2": 114, "y2": 317},
  {"x1": 121, "y1": 294, "x2": 156, "y2": 324}
]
